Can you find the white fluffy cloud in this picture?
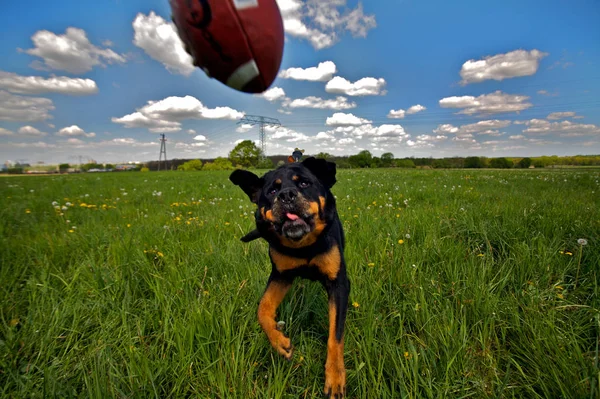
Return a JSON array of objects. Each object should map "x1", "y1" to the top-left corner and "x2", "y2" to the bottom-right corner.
[
  {"x1": 0, "y1": 127, "x2": 14, "y2": 136},
  {"x1": 236, "y1": 124, "x2": 254, "y2": 133},
  {"x1": 56, "y1": 125, "x2": 96, "y2": 138},
  {"x1": 433, "y1": 124, "x2": 459, "y2": 134},
  {"x1": 326, "y1": 112, "x2": 371, "y2": 126},
  {"x1": 433, "y1": 120, "x2": 510, "y2": 138},
  {"x1": 266, "y1": 126, "x2": 311, "y2": 143},
  {"x1": 113, "y1": 95, "x2": 244, "y2": 133},
  {"x1": 406, "y1": 134, "x2": 448, "y2": 148},
  {"x1": 111, "y1": 112, "x2": 181, "y2": 133},
  {"x1": 459, "y1": 49, "x2": 548, "y2": 85},
  {"x1": 388, "y1": 109, "x2": 405, "y2": 119},
  {"x1": 283, "y1": 96, "x2": 356, "y2": 110},
  {"x1": 407, "y1": 104, "x2": 426, "y2": 115},
  {"x1": 0, "y1": 90, "x2": 54, "y2": 122},
  {"x1": 276, "y1": 0, "x2": 376, "y2": 49},
  {"x1": 257, "y1": 87, "x2": 287, "y2": 102},
  {"x1": 388, "y1": 104, "x2": 426, "y2": 119},
  {"x1": 521, "y1": 119, "x2": 600, "y2": 136},
  {"x1": 326, "y1": 76, "x2": 386, "y2": 96},
  {"x1": 439, "y1": 91, "x2": 532, "y2": 115},
  {"x1": 23, "y1": 27, "x2": 125, "y2": 74},
  {"x1": 0, "y1": 71, "x2": 98, "y2": 95},
  {"x1": 132, "y1": 12, "x2": 195, "y2": 76},
  {"x1": 279, "y1": 61, "x2": 337, "y2": 81},
  {"x1": 141, "y1": 96, "x2": 244, "y2": 120},
  {"x1": 18, "y1": 126, "x2": 47, "y2": 136},
  {"x1": 547, "y1": 111, "x2": 577, "y2": 120},
  {"x1": 317, "y1": 123, "x2": 409, "y2": 147}
]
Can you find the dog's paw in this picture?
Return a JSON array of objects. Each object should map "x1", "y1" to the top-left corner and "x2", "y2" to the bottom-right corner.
[
  {"x1": 272, "y1": 333, "x2": 294, "y2": 360},
  {"x1": 324, "y1": 367, "x2": 346, "y2": 398}
]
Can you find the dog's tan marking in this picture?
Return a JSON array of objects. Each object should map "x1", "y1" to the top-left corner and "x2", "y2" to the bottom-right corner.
[
  {"x1": 261, "y1": 207, "x2": 276, "y2": 222},
  {"x1": 292, "y1": 175, "x2": 299, "y2": 181},
  {"x1": 270, "y1": 248, "x2": 306, "y2": 272},
  {"x1": 311, "y1": 245, "x2": 341, "y2": 280},
  {"x1": 324, "y1": 300, "x2": 346, "y2": 397},
  {"x1": 275, "y1": 178, "x2": 282, "y2": 185}
]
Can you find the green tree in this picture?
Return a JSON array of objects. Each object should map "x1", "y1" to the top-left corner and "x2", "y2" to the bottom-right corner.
[
  {"x1": 464, "y1": 156, "x2": 484, "y2": 168},
  {"x1": 316, "y1": 152, "x2": 332, "y2": 160},
  {"x1": 380, "y1": 152, "x2": 394, "y2": 167},
  {"x1": 178, "y1": 159, "x2": 203, "y2": 171},
  {"x1": 59, "y1": 163, "x2": 70, "y2": 173},
  {"x1": 229, "y1": 140, "x2": 261, "y2": 167},
  {"x1": 395, "y1": 159, "x2": 416, "y2": 168},
  {"x1": 348, "y1": 150, "x2": 373, "y2": 168},
  {"x1": 257, "y1": 157, "x2": 274, "y2": 169},
  {"x1": 490, "y1": 157, "x2": 513, "y2": 169},
  {"x1": 518, "y1": 157, "x2": 532, "y2": 168}
]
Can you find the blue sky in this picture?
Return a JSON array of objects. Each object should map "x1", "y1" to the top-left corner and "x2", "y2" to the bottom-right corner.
[{"x1": 1, "y1": 0, "x2": 599, "y2": 164}]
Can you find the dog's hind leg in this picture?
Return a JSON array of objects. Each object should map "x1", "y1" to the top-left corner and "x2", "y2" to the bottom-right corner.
[{"x1": 324, "y1": 273, "x2": 350, "y2": 398}]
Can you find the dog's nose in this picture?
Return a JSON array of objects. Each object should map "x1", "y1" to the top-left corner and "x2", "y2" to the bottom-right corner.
[{"x1": 277, "y1": 188, "x2": 298, "y2": 204}]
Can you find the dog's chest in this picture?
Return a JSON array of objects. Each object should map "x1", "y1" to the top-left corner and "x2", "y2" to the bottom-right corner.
[{"x1": 269, "y1": 246, "x2": 341, "y2": 280}]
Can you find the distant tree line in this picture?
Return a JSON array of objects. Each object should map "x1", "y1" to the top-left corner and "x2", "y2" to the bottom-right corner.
[{"x1": 9, "y1": 141, "x2": 598, "y2": 174}]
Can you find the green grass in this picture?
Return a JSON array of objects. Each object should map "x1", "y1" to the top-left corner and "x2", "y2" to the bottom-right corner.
[{"x1": 1, "y1": 169, "x2": 599, "y2": 398}]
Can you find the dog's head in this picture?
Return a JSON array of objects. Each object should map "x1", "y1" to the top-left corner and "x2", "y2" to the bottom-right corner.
[{"x1": 230, "y1": 157, "x2": 337, "y2": 248}]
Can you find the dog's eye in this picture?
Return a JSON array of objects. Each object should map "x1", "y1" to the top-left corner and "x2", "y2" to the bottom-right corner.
[
  {"x1": 299, "y1": 181, "x2": 310, "y2": 188},
  {"x1": 269, "y1": 188, "x2": 278, "y2": 195}
]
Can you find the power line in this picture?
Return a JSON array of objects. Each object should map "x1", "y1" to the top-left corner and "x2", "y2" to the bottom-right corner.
[{"x1": 238, "y1": 115, "x2": 281, "y2": 156}]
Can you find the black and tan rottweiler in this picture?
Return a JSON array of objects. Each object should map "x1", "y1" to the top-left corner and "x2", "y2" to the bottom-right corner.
[{"x1": 230, "y1": 157, "x2": 350, "y2": 398}]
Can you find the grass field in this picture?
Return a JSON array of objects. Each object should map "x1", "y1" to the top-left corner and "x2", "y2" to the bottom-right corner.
[{"x1": 1, "y1": 168, "x2": 599, "y2": 398}]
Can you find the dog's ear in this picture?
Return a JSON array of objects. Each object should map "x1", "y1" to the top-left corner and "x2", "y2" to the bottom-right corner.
[
  {"x1": 301, "y1": 157, "x2": 337, "y2": 189},
  {"x1": 229, "y1": 170, "x2": 264, "y2": 203}
]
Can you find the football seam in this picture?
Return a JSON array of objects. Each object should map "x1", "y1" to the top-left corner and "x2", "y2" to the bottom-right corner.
[{"x1": 227, "y1": 0, "x2": 267, "y2": 90}]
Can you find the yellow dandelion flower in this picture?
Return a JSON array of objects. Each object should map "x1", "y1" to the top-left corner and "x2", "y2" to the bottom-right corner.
[
  {"x1": 396, "y1": 214, "x2": 400, "y2": 218},
  {"x1": 477, "y1": 254, "x2": 484, "y2": 257},
  {"x1": 557, "y1": 293, "x2": 564, "y2": 299},
  {"x1": 68, "y1": 229, "x2": 74, "y2": 233},
  {"x1": 157, "y1": 252, "x2": 164, "y2": 257},
  {"x1": 80, "y1": 203, "x2": 87, "y2": 207},
  {"x1": 565, "y1": 251, "x2": 573, "y2": 256},
  {"x1": 352, "y1": 302, "x2": 360, "y2": 308},
  {"x1": 225, "y1": 222, "x2": 230, "y2": 226},
  {"x1": 25, "y1": 209, "x2": 31, "y2": 214},
  {"x1": 368, "y1": 262, "x2": 375, "y2": 267},
  {"x1": 127, "y1": 224, "x2": 131, "y2": 228},
  {"x1": 404, "y1": 351, "x2": 411, "y2": 359},
  {"x1": 398, "y1": 239, "x2": 404, "y2": 244}
]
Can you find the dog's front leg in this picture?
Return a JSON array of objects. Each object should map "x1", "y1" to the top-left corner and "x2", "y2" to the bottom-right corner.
[
  {"x1": 257, "y1": 277, "x2": 293, "y2": 360},
  {"x1": 324, "y1": 273, "x2": 350, "y2": 398}
]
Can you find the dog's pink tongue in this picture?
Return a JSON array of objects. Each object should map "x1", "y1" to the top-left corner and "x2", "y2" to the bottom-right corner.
[{"x1": 286, "y1": 213, "x2": 300, "y2": 221}]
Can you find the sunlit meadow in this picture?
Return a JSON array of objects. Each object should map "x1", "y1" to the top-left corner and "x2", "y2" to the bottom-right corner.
[{"x1": 1, "y1": 168, "x2": 599, "y2": 398}]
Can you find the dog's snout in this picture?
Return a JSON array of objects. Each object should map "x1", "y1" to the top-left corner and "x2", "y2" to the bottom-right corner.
[{"x1": 277, "y1": 188, "x2": 298, "y2": 204}]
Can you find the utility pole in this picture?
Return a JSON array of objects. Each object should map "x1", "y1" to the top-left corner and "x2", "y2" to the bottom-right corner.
[
  {"x1": 158, "y1": 134, "x2": 168, "y2": 171},
  {"x1": 237, "y1": 115, "x2": 281, "y2": 157}
]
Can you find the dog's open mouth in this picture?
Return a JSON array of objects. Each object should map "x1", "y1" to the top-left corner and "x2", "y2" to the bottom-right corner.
[{"x1": 281, "y1": 212, "x2": 311, "y2": 240}]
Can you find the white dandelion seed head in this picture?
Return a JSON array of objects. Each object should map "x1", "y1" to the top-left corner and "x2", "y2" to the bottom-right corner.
[{"x1": 577, "y1": 238, "x2": 588, "y2": 246}]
